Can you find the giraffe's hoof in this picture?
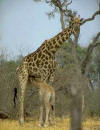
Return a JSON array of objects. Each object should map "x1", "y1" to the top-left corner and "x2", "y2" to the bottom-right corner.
[
  {"x1": 19, "y1": 118, "x2": 24, "y2": 126},
  {"x1": 38, "y1": 123, "x2": 42, "y2": 127},
  {"x1": 38, "y1": 121, "x2": 43, "y2": 127},
  {"x1": 44, "y1": 123, "x2": 49, "y2": 127}
]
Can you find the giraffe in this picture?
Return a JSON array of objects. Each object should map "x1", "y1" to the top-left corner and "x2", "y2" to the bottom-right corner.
[
  {"x1": 30, "y1": 78, "x2": 55, "y2": 127},
  {"x1": 16, "y1": 16, "x2": 80, "y2": 125}
]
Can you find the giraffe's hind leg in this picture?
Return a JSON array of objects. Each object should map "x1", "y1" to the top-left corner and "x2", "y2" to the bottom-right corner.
[
  {"x1": 49, "y1": 92, "x2": 56, "y2": 126},
  {"x1": 44, "y1": 92, "x2": 51, "y2": 127},
  {"x1": 38, "y1": 91, "x2": 44, "y2": 127},
  {"x1": 18, "y1": 74, "x2": 28, "y2": 126},
  {"x1": 50, "y1": 104, "x2": 56, "y2": 125}
]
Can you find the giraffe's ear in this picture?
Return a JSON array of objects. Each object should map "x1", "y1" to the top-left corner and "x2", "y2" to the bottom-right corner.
[
  {"x1": 78, "y1": 15, "x2": 80, "y2": 19},
  {"x1": 76, "y1": 15, "x2": 80, "y2": 23},
  {"x1": 80, "y1": 18, "x2": 84, "y2": 22}
]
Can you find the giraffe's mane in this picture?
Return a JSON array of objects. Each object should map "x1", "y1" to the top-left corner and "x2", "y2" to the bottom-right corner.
[
  {"x1": 24, "y1": 40, "x2": 47, "y2": 59},
  {"x1": 24, "y1": 24, "x2": 73, "y2": 60}
]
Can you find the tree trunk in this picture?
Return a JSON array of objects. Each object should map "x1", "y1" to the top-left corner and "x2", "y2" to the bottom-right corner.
[
  {"x1": 59, "y1": 9, "x2": 65, "y2": 30},
  {"x1": 70, "y1": 31, "x2": 82, "y2": 130},
  {"x1": 71, "y1": 94, "x2": 82, "y2": 130},
  {"x1": 59, "y1": 6, "x2": 83, "y2": 130}
]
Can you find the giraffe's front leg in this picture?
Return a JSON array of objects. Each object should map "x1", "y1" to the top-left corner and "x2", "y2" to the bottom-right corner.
[
  {"x1": 19, "y1": 85, "x2": 26, "y2": 126},
  {"x1": 19, "y1": 75, "x2": 27, "y2": 126},
  {"x1": 38, "y1": 91, "x2": 44, "y2": 127}
]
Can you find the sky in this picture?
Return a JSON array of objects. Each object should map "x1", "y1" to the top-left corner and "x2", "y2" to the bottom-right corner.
[{"x1": 0, "y1": 0, "x2": 100, "y2": 59}]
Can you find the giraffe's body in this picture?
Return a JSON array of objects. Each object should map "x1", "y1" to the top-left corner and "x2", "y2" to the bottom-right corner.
[{"x1": 17, "y1": 16, "x2": 80, "y2": 125}]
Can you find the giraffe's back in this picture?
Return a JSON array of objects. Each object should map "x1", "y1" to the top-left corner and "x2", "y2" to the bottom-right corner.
[{"x1": 23, "y1": 48, "x2": 56, "y2": 81}]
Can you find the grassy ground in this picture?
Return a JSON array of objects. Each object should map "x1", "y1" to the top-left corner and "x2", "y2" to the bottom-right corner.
[{"x1": 0, "y1": 117, "x2": 100, "y2": 130}]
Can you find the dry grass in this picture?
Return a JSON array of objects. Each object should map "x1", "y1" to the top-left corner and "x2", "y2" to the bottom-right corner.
[{"x1": 0, "y1": 117, "x2": 100, "y2": 130}]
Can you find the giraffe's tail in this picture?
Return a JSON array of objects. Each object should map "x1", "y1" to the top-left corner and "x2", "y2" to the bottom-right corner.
[
  {"x1": 50, "y1": 92, "x2": 56, "y2": 124},
  {"x1": 16, "y1": 66, "x2": 19, "y2": 74},
  {"x1": 16, "y1": 65, "x2": 22, "y2": 74},
  {"x1": 50, "y1": 92, "x2": 55, "y2": 112}
]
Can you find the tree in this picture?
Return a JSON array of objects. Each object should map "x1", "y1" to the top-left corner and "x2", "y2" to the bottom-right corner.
[{"x1": 33, "y1": 0, "x2": 100, "y2": 129}]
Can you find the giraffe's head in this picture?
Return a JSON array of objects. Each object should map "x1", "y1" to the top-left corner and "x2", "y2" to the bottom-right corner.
[{"x1": 70, "y1": 16, "x2": 80, "y2": 34}]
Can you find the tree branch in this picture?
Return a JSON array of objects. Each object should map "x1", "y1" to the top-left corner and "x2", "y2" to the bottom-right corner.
[
  {"x1": 87, "y1": 77, "x2": 94, "y2": 91},
  {"x1": 80, "y1": 10, "x2": 100, "y2": 25},
  {"x1": 51, "y1": 0, "x2": 73, "y2": 17},
  {"x1": 51, "y1": 1, "x2": 100, "y2": 28},
  {"x1": 80, "y1": 32, "x2": 100, "y2": 90},
  {"x1": 81, "y1": 32, "x2": 100, "y2": 74},
  {"x1": 0, "y1": 110, "x2": 10, "y2": 119}
]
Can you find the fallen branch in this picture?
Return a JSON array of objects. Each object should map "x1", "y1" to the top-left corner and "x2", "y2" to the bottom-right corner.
[{"x1": 0, "y1": 111, "x2": 10, "y2": 119}]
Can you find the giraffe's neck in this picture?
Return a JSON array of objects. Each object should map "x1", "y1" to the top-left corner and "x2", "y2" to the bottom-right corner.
[{"x1": 46, "y1": 25, "x2": 75, "y2": 55}]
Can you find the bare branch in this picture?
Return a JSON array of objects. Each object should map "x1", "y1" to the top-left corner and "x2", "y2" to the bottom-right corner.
[
  {"x1": 66, "y1": 0, "x2": 72, "y2": 6},
  {"x1": 51, "y1": 1, "x2": 100, "y2": 25},
  {"x1": 0, "y1": 110, "x2": 10, "y2": 119},
  {"x1": 87, "y1": 77, "x2": 94, "y2": 91},
  {"x1": 93, "y1": 32, "x2": 100, "y2": 43},
  {"x1": 80, "y1": 32, "x2": 100, "y2": 90},
  {"x1": 51, "y1": 0, "x2": 73, "y2": 17},
  {"x1": 80, "y1": 10, "x2": 100, "y2": 25},
  {"x1": 81, "y1": 32, "x2": 100, "y2": 74}
]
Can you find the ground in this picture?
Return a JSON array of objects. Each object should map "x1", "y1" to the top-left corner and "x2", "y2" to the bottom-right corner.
[{"x1": 0, "y1": 117, "x2": 100, "y2": 130}]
